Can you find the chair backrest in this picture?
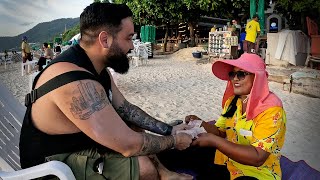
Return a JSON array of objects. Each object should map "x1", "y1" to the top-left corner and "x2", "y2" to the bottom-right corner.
[
  {"x1": 0, "y1": 81, "x2": 26, "y2": 170},
  {"x1": 11, "y1": 54, "x2": 22, "y2": 63},
  {"x1": 0, "y1": 81, "x2": 77, "y2": 179},
  {"x1": 137, "y1": 44, "x2": 149, "y2": 59},
  {"x1": 306, "y1": 17, "x2": 318, "y2": 36},
  {"x1": 310, "y1": 35, "x2": 320, "y2": 57}
]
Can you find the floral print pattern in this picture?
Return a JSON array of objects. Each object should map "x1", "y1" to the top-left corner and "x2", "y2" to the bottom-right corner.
[{"x1": 214, "y1": 97, "x2": 286, "y2": 180}]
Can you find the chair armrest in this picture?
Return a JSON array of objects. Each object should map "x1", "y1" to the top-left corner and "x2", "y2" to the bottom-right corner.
[{"x1": 0, "y1": 161, "x2": 76, "y2": 180}]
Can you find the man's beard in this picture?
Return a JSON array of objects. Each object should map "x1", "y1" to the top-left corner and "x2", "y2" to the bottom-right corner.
[{"x1": 105, "y1": 42, "x2": 130, "y2": 74}]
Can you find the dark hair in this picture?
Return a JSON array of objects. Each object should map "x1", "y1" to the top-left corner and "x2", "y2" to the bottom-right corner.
[
  {"x1": 252, "y1": 14, "x2": 259, "y2": 19},
  {"x1": 80, "y1": 2, "x2": 133, "y2": 46},
  {"x1": 221, "y1": 95, "x2": 240, "y2": 118},
  {"x1": 43, "y1": 43, "x2": 48, "y2": 48}
]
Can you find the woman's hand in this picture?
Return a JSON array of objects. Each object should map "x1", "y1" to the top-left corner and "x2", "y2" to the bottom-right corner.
[
  {"x1": 171, "y1": 123, "x2": 194, "y2": 135},
  {"x1": 191, "y1": 133, "x2": 217, "y2": 147},
  {"x1": 185, "y1": 115, "x2": 202, "y2": 124}
]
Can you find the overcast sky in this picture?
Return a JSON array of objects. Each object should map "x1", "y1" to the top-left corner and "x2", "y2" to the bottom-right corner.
[{"x1": 0, "y1": 0, "x2": 91, "y2": 37}]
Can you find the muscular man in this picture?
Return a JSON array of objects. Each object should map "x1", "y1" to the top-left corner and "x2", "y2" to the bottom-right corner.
[{"x1": 19, "y1": 2, "x2": 192, "y2": 180}]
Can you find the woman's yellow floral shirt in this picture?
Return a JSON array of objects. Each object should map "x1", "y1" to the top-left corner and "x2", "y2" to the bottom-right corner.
[{"x1": 214, "y1": 96, "x2": 286, "y2": 180}]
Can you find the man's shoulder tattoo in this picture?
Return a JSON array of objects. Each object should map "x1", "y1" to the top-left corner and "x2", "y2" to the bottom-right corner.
[{"x1": 70, "y1": 81, "x2": 110, "y2": 120}]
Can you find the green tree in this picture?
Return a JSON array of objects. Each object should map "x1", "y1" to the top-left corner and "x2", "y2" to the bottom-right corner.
[
  {"x1": 275, "y1": 0, "x2": 320, "y2": 33},
  {"x1": 115, "y1": 0, "x2": 250, "y2": 48},
  {"x1": 115, "y1": 0, "x2": 183, "y2": 51},
  {"x1": 62, "y1": 24, "x2": 80, "y2": 42}
]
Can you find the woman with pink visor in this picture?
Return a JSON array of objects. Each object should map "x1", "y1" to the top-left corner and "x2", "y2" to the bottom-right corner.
[{"x1": 186, "y1": 53, "x2": 287, "y2": 179}]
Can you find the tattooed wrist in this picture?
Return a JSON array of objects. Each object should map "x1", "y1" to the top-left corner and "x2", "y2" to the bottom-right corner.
[
  {"x1": 116, "y1": 100, "x2": 173, "y2": 135},
  {"x1": 173, "y1": 135, "x2": 176, "y2": 147},
  {"x1": 133, "y1": 133, "x2": 175, "y2": 156}
]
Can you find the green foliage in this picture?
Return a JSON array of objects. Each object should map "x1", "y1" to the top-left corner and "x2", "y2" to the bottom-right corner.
[
  {"x1": 114, "y1": 0, "x2": 249, "y2": 26},
  {"x1": 114, "y1": 0, "x2": 250, "y2": 47},
  {"x1": 276, "y1": 0, "x2": 320, "y2": 12},
  {"x1": 275, "y1": 0, "x2": 320, "y2": 31},
  {"x1": 114, "y1": 0, "x2": 183, "y2": 25},
  {"x1": 62, "y1": 24, "x2": 80, "y2": 42}
]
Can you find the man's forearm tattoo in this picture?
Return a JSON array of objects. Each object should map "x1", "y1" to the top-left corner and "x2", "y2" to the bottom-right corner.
[
  {"x1": 133, "y1": 133, "x2": 174, "y2": 156},
  {"x1": 116, "y1": 100, "x2": 173, "y2": 135},
  {"x1": 70, "y1": 81, "x2": 110, "y2": 120}
]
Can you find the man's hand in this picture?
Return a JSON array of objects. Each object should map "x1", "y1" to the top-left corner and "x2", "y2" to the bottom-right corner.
[
  {"x1": 185, "y1": 115, "x2": 202, "y2": 124},
  {"x1": 174, "y1": 133, "x2": 193, "y2": 150},
  {"x1": 171, "y1": 123, "x2": 193, "y2": 135},
  {"x1": 191, "y1": 133, "x2": 217, "y2": 147}
]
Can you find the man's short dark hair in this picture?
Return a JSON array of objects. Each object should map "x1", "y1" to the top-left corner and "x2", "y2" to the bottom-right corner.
[
  {"x1": 252, "y1": 14, "x2": 259, "y2": 20},
  {"x1": 43, "y1": 43, "x2": 48, "y2": 48},
  {"x1": 80, "y1": 2, "x2": 133, "y2": 46}
]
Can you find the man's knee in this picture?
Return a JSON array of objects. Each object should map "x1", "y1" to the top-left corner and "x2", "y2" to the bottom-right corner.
[{"x1": 138, "y1": 156, "x2": 159, "y2": 180}]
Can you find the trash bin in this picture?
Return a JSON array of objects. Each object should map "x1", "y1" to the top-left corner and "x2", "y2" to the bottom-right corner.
[{"x1": 192, "y1": 52, "x2": 202, "y2": 58}]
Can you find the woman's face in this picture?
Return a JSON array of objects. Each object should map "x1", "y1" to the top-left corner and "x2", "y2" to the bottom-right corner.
[{"x1": 229, "y1": 67, "x2": 255, "y2": 95}]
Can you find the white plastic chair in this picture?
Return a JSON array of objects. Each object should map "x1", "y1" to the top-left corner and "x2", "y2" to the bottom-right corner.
[
  {"x1": 0, "y1": 161, "x2": 76, "y2": 180},
  {"x1": 131, "y1": 42, "x2": 149, "y2": 67},
  {"x1": 21, "y1": 60, "x2": 38, "y2": 76},
  {"x1": 4, "y1": 55, "x2": 13, "y2": 69},
  {"x1": 42, "y1": 59, "x2": 51, "y2": 70},
  {"x1": 0, "y1": 81, "x2": 76, "y2": 180},
  {"x1": 29, "y1": 71, "x2": 40, "y2": 91}
]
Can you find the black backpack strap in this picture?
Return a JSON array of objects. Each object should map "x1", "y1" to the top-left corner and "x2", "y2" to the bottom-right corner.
[{"x1": 25, "y1": 71, "x2": 97, "y2": 107}]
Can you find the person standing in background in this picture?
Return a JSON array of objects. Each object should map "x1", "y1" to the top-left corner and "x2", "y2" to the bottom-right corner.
[
  {"x1": 21, "y1": 36, "x2": 32, "y2": 63},
  {"x1": 239, "y1": 28, "x2": 247, "y2": 56},
  {"x1": 4, "y1": 50, "x2": 8, "y2": 61},
  {"x1": 232, "y1": 19, "x2": 241, "y2": 31},
  {"x1": 245, "y1": 15, "x2": 260, "y2": 53}
]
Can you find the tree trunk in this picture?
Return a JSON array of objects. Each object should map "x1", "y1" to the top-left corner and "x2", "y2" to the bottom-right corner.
[
  {"x1": 188, "y1": 22, "x2": 195, "y2": 47},
  {"x1": 163, "y1": 25, "x2": 169, "y2": 52}
]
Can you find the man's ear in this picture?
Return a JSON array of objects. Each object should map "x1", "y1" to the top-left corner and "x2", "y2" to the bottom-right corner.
[{"x1": 99, "y1": 31, "x2": 112, "y2": 49}]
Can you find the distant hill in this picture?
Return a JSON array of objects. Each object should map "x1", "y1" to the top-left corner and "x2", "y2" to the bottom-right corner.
[{"x1": 0, "y1": 18, "x2": 79, "y2": 52}]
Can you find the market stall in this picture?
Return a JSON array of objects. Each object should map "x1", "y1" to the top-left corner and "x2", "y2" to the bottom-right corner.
[{"x1": 208, "y1": 31, "x2": 238, "y2": 60}]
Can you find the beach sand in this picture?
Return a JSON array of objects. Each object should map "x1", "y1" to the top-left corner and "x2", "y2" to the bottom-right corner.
[{"x1": 0, "y1": 50, "x2": 319, "y2": 171}]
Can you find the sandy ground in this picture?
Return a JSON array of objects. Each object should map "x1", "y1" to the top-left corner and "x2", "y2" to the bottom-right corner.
[{"x1": 0, "y1": 50, "x2": 319, "y2": 171}]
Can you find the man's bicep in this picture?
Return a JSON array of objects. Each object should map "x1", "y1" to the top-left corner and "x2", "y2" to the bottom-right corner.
[
  {"x1": 52, "y1": 79, "x2": 140, "y2": 152},
  {"x1": 59, "y1": 80, "x2": 110, "y2": 120}
]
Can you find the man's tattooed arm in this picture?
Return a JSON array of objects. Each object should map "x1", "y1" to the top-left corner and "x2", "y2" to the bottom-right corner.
[
  {"x1": 115, "y1": 100, "x2": 173, "y2": 135},
  {"x1": 133, "y1": 133, "x2": 175, "y2": 156},
  {"x1": 70, "y1": 81, "x2": 110, "y2": 120}
]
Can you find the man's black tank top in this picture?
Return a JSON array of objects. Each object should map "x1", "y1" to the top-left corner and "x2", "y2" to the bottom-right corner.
[{"x1": 19, "y1": 44, "x2": 112, "y2": 168}]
